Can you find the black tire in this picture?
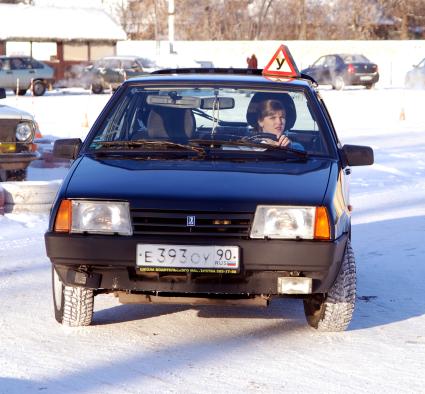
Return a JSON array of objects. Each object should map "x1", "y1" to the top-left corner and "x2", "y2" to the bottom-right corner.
[
  {"x1": 365, "y1": 84, "x2": 374, "y2": 90},
  {"x1": 91, "y1": 83, "x2": 104, "y2": 94},
  {"x1": 13, "y1": 89, "x2": 27, "y2": 96},
  {"x1": 5, "y1": 169, "x2": 27, "y2": 181},
  {"x1": 32, "y1": 81, "x2": 46, "y2": 96},
  {"x1": 332, "y1": 76, "x2": 345, "y2": 91},
  {"x1": 52, "y1": 266, "x2": 94, "y2": 327},
  {"x1": 303, "y1": 239, "x2": 356, "y2": 332}
]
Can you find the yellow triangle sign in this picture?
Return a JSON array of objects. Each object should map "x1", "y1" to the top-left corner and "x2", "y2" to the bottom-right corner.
[{"x1": 263, "y1": 44, "x2": 300, "y2": 77}]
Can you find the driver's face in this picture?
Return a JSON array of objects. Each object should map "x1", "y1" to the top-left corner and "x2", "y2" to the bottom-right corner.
[{"x1": 258, "y1": 110, "x2": 286, "y2": 136}]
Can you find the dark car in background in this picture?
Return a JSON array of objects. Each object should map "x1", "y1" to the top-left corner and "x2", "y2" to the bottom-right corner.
[
  {"x1": 0, "y1": 55, "x2": 54, "y2": 96},
  {"x1": 405, "y1": 58, "x2": 425, "y2": 88},
  {"x1": 302, "y1": 54, "x2": 379, "y2": 90},
  {"x1": 82, "y1": 55, "x2": 160, "y2": 94},
  {"x1": 0, "y1": 88, "x2": 39, "y2": 181}
]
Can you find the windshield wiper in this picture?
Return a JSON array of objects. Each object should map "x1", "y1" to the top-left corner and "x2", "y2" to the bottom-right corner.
[
  {"x1": 90, "y1": 140, "x2": 206, "y2": 156},
  {"x1": 189, "y1": 139, "x2": 308, "y2": 159}
]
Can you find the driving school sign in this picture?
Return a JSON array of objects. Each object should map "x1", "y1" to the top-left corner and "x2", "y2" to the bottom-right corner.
[{"x1": 262, "y1": 44, "x2": 301, "y2": 77}]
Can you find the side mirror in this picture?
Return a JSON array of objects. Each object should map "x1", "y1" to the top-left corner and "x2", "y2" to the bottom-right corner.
[
  {"x1": 0, "y1": 88, "x2": 5, "y2": 99},
  {"x1": 342, "y1": 144, "x2": 374, "y2": 166},
  {"x1": 53, "y1": 138, "x2": 82, "y2": 160}
]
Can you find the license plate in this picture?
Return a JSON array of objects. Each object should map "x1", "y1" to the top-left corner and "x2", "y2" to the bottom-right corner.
[
  {"x1": 137, "y1": 244, "x2": 240, "y2": 273},
  {"x1": 360, "y1": 75, "x2": 372, "y2": 81}
]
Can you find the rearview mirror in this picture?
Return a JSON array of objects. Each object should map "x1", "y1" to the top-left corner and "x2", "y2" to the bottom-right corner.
[
  {"x1": 200, "y1": 97, "x2": 235, "y2": 110},
  {"x1": 0, "y1": 88, "x2": 5, "y2": 99},
  {"x1": 342, "y1": 144, "x2": 374, "y2": 166},
  {"x1": 147, "y1": 95, "x2": 201, "y2": 108},
  {"x1": 53, "y1": 138, "x2": 82, "y2": 160}
]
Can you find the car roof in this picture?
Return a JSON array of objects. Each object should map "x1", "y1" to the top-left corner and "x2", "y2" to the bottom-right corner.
[{"x1": 123, "y1": 69, "x2": 314, "y2": 88}]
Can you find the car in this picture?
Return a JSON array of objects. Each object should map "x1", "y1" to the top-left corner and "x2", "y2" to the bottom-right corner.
[
  {"x1": 81, "y1": 55, "x2": 160, "y2": 94},
  {"x1": 44, "y1": 45, "x2": 374, "y2": 332},
  {"x1": 302, "y1": 53, "x2": 379, "y2": 90},
  {"x1": 0, "y1": 88, "x2": 40, "y2": 181},
  {"x1": 405, "y1": 58, "x2": 425, "y2": 88},
  {"x1": 0, "y1": 55, "x2": 54, "y2": 96}
]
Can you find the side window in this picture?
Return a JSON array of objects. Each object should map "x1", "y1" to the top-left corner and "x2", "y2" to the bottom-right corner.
[
  {"x1": 108, "y1": 59, "x2": 120, "y2": 69},
  {"x1": 313, "y1": 57, "x2": 326, "y2": 67},
  {"x1": 1, "y1": 59, "x2": 11, "y2": 70},
  {"x1": 325, "y1": 56, "x2": 336, "y2": 67},
  {"x1": 10, "y1": 58, "x2": 26, "y2": 70},
  {"x1": 28, "y1": 58, "x2": 44, "y2": 69}
]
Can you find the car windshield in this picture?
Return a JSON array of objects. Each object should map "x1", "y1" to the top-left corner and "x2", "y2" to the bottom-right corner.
[{"x1": 89, "y1": 85, "x2": 330, "y2": 157}]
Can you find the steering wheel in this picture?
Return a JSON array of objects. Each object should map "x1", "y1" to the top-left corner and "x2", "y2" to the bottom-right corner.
[{"x1": 244, "y1": 132, "x2": 278, "y2": 143}]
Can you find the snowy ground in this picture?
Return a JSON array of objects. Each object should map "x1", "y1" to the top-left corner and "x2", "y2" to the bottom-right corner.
[{"x1": 1, "y1": 86, "x2": 425, "y2": 393}]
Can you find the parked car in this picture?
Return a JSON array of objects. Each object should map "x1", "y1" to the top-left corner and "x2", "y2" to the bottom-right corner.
[
  {"x1": 82, "y1": 56, "x2": 160, "y2": 94},
  {"x1": 0, "y1": 88, "x2": 40, "y2": 181},
  {"x1": 405, "y1": 58, "x2": 425, "y2": 88},
  {"x1": 0, "y1": 56, "x2": 54, "y2": 96},
  {"x1": 302, "y1": 54, "x2": 379, "y2": 90},
  {"x1": 45, "y1": 47, "x2": 373, "y2": 331}
]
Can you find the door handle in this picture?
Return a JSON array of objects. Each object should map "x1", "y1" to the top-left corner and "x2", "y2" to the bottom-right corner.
[
  {"x1": 6, "y1": 71, "x2": 12, "y2": 74},
  {"x1": 29, "y1": 70, "x2": 35, "y2": 73}
]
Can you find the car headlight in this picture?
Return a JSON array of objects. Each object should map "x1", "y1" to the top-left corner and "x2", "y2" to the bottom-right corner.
[
  {"x1": 16, "y1": 122, "x2": 34, "y2": 142},
  {"x1": 250, "y1": 206, "x2": 330, "y2": 240},
  {"x1": 54, "y1": 200, "x2": 132, "y2": 235}
]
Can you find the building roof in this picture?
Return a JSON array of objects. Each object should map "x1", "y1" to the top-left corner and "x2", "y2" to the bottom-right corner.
[{"x1": 0, "y1": 4, "x2": 127, "y2": 42}]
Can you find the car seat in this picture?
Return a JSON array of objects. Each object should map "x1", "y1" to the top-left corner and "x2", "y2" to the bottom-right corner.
[
  {"x1": 146, "y1": 107, "x2": 195, "y2": 142},
  {"x1": 246, "y1": 92, "x2": 297, "y2": 131}
]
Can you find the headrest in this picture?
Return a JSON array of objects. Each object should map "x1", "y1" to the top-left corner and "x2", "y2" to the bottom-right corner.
[
  {"x1": 246, "y1": 92, "x2": 297, "y2": 131},
  {"x1": 147, "y1": 107, "x2": 195, "y2": 141}
]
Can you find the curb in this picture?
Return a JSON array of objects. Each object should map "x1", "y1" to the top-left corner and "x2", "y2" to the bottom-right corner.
[{"x1": 0, "y1": 180, "x2": 62, "y2": 214}]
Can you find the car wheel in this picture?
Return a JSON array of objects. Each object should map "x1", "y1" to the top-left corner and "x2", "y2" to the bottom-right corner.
[
  {"x1": 5, "y1": 169, "x2": 27, "y2": 181},
  {"x1": 332, "y1": 76, "x2": 345, "y2": 90},
  {"x1": 91, "y1": 83, "x2": 104, "y2": 94},
  {"x1": 52, "y1": 266, "x2": 94, "y2": 326},
  {"x1": 365, "y1": 84, "x2": 374, "y2": 90},
  {"x1": 13, "y1": 89, "x2": 27, "y2": 96},
  {"x1": 32, "y1": 81, "x2": 46, "y2": 96},
  {"x1": 303, "y1": 239, "x2": 356, "y2": 332}
]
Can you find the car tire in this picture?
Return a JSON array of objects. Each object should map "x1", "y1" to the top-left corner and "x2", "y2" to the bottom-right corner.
[
  {"x1": 365, "y1": 84, "x2": 374, "y2": 90},
  {"x1": 5, "y1": 169, "x2": 27, "y2": 181},
  {"x1": 91, "y1": 83, "x2": 104, "y2": 94},
  {"x1": 32, "y1": 81, "x2": 46, "y2": 96},
  {"x1": 52, "y1": 266, "x2": 94, "y2": 327},
  {"x1": 332, "y1": 76, "x2": 345, "y2": 91},
  {"x1": 13, "y1": 89, "x2": 27, "y2": 96},
  {"x1": 303, "y1": 239, "x2": 356, "y2": 332}
]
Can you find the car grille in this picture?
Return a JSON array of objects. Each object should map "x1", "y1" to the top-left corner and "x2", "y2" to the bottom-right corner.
[
  {"x1": 0, "y1": 119, "x2": 18, "y2": 143},
  {"x1": 131, "y1": 209, "x2": 253, "y2": 238}
]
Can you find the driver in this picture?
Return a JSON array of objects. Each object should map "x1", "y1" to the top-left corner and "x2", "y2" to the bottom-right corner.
[{"x1": 254, "y1": 99, "x2": 292, "y2": 147}]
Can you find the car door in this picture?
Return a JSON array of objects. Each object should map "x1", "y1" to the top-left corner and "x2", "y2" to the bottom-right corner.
[
  {"x1": 0, "y1": 59, "x2": 16, "y2": 89},
  {"x1": 324, "y1": 55, "x2": 337, "y2": 83},
  {"x1": 308, "y1": 56, "x2": 328, "y2": 83},
  {"x1": 10, "y1": 57, "x2": 32, "y2": 89}
]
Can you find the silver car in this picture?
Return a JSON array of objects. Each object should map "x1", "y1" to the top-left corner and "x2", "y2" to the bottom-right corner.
[
  {"x1": 0, "y1": 56, "x2": 54, "y2": 96},
  {"x1": 0, "y1": 88, "x2": 40, "y2": 181}
]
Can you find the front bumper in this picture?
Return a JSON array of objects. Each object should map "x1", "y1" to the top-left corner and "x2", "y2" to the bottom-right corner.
[
  {"x1": 45, "y1": 233, "x2": 348, "y2": 294},
  {"x1": 0, "y1": 151, "x2": 40, "y2": 170}
]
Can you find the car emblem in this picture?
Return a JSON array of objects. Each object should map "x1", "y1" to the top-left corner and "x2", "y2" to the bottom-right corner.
[{"x1": 187, "y1": 216, "x2": 196, "y2": 226}]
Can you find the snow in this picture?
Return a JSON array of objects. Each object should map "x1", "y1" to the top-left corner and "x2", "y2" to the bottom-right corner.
[
  {"x1": 1, "y1": 86, "x2": 425, "y2": 393},
  {"x1": 0, "y1": 3, "x2": 126, "y2": 41}
]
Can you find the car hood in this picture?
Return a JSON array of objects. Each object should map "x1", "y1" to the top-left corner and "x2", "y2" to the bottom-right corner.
[
  {"x1": 65, "y1": 156, "x2": 335, "y2": 211},
  {"x1": 0, "y1": 104, "x2": 34, "y2": 121}
]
